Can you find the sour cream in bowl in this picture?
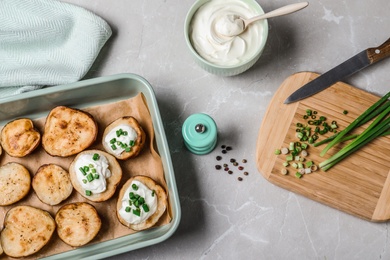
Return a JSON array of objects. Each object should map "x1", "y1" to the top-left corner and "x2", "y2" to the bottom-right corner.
[{"x1": 184, "y1": 0, "x2": 268, "y2": 76}]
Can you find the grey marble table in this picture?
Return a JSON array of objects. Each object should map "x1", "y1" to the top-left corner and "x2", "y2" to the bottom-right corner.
[{"x1": 62, "y1": 0, "x2": 390, "y2": 259}]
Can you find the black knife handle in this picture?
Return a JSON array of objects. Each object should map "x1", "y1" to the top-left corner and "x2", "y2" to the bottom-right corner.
[{"x1": 366, "y1": 37, "x2": 390, "y2": 64}]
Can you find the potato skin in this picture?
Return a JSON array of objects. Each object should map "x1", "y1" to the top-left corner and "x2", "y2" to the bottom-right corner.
[
  {"x1": 116, "y1": 175, "x2": 167, "y2": 231},
  {"x1": 0, "y1": 206, "x2": 55, "y2": 258},
  {"x1": 32, "y1": 164, "x2": 73, "y2": 205},
  {"x1": 42, "y1": 106, "x2": 98, "y2": 157},
  {"x1": 0, "y1": 162, "x2": 31, "y2": 206},
  {"x1": 102, "y1": 116, "x2": 146, "y2": 160},
  {"x1": 69, "y1": 149, "x2": 122, "y2": 202},
  {"x1": 55, "y1": 202, "x2": 101, "y2": 247},
  {"x1": 0, "y1": 118, "x2": 41, "y2": 157}
]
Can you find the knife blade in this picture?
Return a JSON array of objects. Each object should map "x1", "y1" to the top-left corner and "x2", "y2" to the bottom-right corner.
[{"x1": 284, "y1": 37, "x2": 390, "y2": 104}]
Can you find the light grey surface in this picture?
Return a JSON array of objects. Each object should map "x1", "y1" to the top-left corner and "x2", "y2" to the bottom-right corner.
[{"x1": 61, "y1": 0, "x2": 390, "y2": 259}]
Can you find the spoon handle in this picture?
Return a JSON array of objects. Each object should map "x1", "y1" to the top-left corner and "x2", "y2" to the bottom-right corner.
[{"x1": 245, "y1": 2, "x2": 309, "y2": 26}]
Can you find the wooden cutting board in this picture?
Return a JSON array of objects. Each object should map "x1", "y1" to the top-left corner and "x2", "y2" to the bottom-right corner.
[{"x1": 256, "y1": 72, "x2": 390, "y2": 222}]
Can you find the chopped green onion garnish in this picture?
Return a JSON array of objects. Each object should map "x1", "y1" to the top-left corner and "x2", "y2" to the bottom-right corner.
[
  {"x1": 133, "y1": 209, "x2": 141, "y2": 216},
  {"x1": 92, "y1": 153, "x2": 100, "y2": 160},
  {"x1": 111, "y1": 144, "x2": 117, "y2": 150},
  {"x1": 142, "y1": 204, "x2": 150, "y2": 212},
  {"x1": 132, "y1": 184, "x2": 138, "y2": 190},
  {"x1": 79, "y1": 167, "x2": 86, "y2": 176},
  {"x1": 110, "y1": 138, "x2": 116, "y2": 144},
  {"x1": 151, "y1": 190, "x2": 155, "y2": 197},
  {"x1": 86, "y1": 173, "x2": 94, "y2": 182},
  {"x1": 85, "y1": 190, "x2": 92, "y2": 196},
  {"x1": 82, "y1": 179, "x2": 87, "y2": 184},
  {"x1": 129, "y1": 192, "x2": 135, "y2": 199},
  {"x1": 129, "y1": 140, "x2": 135, "y2": 146},
  {"x1": 125, "y1": 147, "x2": 131, "y2": 152},
  {"x1": 125, "y1": 206, "x2": 131, "y2": 213}
]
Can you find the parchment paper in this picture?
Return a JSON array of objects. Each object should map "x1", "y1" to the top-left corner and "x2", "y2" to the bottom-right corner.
[{"x1": 0, "y1": 93, "x2": 171, "y2": 259}]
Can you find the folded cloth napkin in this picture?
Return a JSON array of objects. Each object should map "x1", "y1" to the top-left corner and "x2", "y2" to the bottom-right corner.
[{"x1": 0, "y1": 0, "x2": 112, "y2": 98}]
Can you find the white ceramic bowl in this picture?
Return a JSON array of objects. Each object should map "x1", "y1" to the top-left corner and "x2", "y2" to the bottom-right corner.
[{"x1": 184, "y1": 0, "x2": 268, "y2": 76}]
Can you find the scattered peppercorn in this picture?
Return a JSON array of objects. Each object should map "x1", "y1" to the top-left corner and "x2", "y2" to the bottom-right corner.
[{"x1": 214, "y1": 144, "x2": 249, "y2": 181}]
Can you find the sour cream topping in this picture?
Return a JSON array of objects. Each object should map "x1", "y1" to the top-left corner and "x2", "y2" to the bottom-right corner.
[
  {"x1": 118, "y1": 180, "x2": 158, "y2": 225},
  {"x1": 190, "y1": 0, "x2": 264, "y2": 66},
  {"x1": 75, "y1": 153, "x2": 111, "y2": 194},
  {"x1": 104, "y1": 124, "x2": 138, "y2": 155}
]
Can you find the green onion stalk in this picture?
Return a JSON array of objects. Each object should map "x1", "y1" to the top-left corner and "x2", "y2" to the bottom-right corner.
[
  {"x1": 319, "y1": 91, "x2": 390, "y2": 156},
  {"x1": 319, "y1": 115, "x2": 390, "y2": 171},
  {"x1": 314, "y1": 99, "x2": 390, "y2": 147}
]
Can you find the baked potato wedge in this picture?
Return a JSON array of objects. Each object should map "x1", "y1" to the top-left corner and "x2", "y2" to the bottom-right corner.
[
  {"x1": 102, "y1": 116, "x2": 146, "y2": 160},
  {"x1": 0, "y1": 118, "x2": 40, "y2": 157},
  {"x1": 69, "y1": 150, "x2": 122, "y2": 202},
  {"x1": 0, "y1": 205, "x2": 55, "y2": 257},
  {"x1": 32, "y1": 164, "x2": 73, "y2": 205},
  {"x1": 42, "y1": 106, "x2": 98, "y2": 157},
  {"x1": 0, "y1": 162, "x2": 31, "y2": 206},
  {"x1": 55, "y1": 202, "x2": 101, "y2": 247},
  {"x1": 116, "y1": 175, "x2": 167, "y2": 231}
]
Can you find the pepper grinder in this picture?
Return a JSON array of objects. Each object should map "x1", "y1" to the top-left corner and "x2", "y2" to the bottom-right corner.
[{"x1": 182, "y1": 113, "x2": 217, "y2": 155}]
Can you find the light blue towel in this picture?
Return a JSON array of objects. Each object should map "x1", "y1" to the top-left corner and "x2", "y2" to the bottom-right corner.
[{"x1": 0, "y1": 0, "x2": 112, "y2": 98}]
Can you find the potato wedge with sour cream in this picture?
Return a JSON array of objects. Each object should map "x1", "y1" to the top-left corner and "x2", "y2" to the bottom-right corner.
[
  {"x1": 116, "y1": 175, "x2": 167, "y2": 231},
  {"x1": 102, "y1": 116, "x2": 146, "y2": 160},
  {"x1": 69, "y1": 150, "x2": 122, "y2": 202}
]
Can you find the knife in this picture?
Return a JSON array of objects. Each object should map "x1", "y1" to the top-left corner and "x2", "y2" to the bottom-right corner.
[{"x1": 284, "y1": 37, "x2": 390, "y2": 104}]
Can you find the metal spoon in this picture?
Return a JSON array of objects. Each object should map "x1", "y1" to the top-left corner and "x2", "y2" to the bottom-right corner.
[{"x1": 219, "y1": 2, "x2": 309, "y2": 37}]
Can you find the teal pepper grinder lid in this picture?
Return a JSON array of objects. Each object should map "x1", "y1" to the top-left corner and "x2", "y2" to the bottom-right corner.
[{"x1": 182, "y1": 113, "x2": 217, "y2": 155}]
